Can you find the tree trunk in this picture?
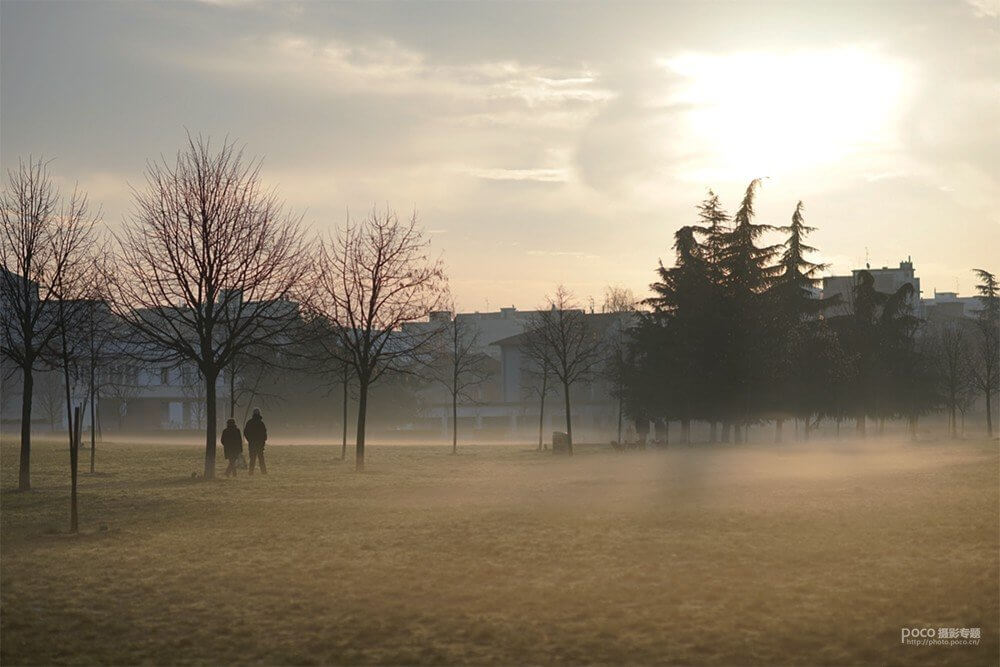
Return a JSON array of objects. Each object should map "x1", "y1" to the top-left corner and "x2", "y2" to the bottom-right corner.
[
  {"x1": 537, "y1": 373, "x2": 547, "y2": 451},
  {"x1": 563, "y1": 382, "x2": 573, "y2": 455},
  {"x1": 681, "y1": 419, "x2": 690, "y2": 445},
  {"x1": 616, "y1": 395, "x2": 623, "y2": 447},
  {"x1": 229, "y1": 371, "x2": 236, "y2": 420},
  {"x1": 986, "y1": 388, "x2": 994, "y2": 439},
  {"x1": 775, "y1": 418, "x2": 783, "y2": 444},
  {"x1": 204, "y1": 371, "x2": 218, "y2": 479},
  {"x1": 451, "y1": 391, "x2": 458, "y2": 455},
  {"x1": 19, "y1": 365, "x2": 33, "y2": 491},
  {"x1": 804, "y1": 416, "x2": 811, "y2": 441},
  {"x1": 356, "y1": 379, "x2": 369, "y2": 471},
  {"x1": 90, "y1": 363, "x2": 96, "y2": 473},
  {"x1": 70, "y1": 405, "x2": 81, "y2": 533},
  {"x1": 856, "y1": 411, "x2": 866, "y2": 438},
  {"x1": 722, "y1": 421, "x2": 730, "y2": 444},
  {"x1": 709, "y1": 421, "x2": 717, "y2": 444},
  {"x1": 734, "y1": 423, "x2": 743, "y2": 444},
  {"x1": 909, "y1": 414, "x2": 918, "y2": 441},
  {"x1": 61, "y1": 351, "x2": 74, "y2": 457},
  {"x1": 341, "y1": 377, "x2": 348, "y2": 461},
  {"x1": 663, "y1": 420, "x2": 669, "y2": 446}
]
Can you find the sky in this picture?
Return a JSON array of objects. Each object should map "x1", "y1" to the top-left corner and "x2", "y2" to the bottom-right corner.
[{"x1": 1, "y1": 0, "x2": 997, "y2": 311}]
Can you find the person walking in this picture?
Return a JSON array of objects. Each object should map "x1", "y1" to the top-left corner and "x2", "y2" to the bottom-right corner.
[
  {"x1": 221, "y1": 418, "x2": 243, "y2": 477},
  {"x1": 245, "y1": 408, "x2": 268, "y2": 475}
]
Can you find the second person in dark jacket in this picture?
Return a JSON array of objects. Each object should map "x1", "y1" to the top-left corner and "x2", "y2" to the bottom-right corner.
[{"x1": 244, "y1": 408, "x2": 268, "y2": 475}]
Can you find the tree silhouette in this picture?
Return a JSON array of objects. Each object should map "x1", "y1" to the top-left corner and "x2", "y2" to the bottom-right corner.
[
  {"x1": 601, "y1": 285, "x2": 637, "y2": 446},
  {"x1": 709, "y1": 179, "x2": 780, "y2": 441},
  {"x1": 969, "y1": 269, "x2": 999, "y2": 437},
  {"x1": 429, "y1": 311, "x2": 492, "y2": 454},
  {"x1": 929, "y1": 320, "x2": 973, "y2": 438},
  {"x1": 766, "y1": 201, "x2": 837, "y2": 440},
  {"x1": 646, "y1": 226, "x2": 715, "y2": 443},
  {"x1": 309, "y1": 207, "x2": 446, "y2": 471},
  {"x1": 106, "y1": 136, "x2": 308, "y2": 479},
  {"x1": 832, "y1": 270, "x2": 921, "y2": 436},
  {"x1": 523, "y1": 286, "x2": 605, "y2": 454},
  {"x1": 1, "y1": 157, "x2": 98, "y2": 491}
]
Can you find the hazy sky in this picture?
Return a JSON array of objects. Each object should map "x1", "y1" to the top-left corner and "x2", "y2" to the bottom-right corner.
[{"x1": 2, "y1": 1, "x2": 997, "y2": 310}]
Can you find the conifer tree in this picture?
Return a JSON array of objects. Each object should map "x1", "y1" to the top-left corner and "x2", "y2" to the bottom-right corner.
[
  {"x1": 646, "y1": 226, "x2": 715, "y2": 442},
  {"x1": 692, "y1": 190, "x2": 731, "y2": 440},
  {"x1": 832, "y1": 271, "x2": 922, "y2": 436},
  {"x1": 970, "y1": 269, "x2": 999, "y2": 437},
  {"x1": 710, "y1": 179, "x2": 780, "y2": 441},
  {"x1": 767, "y1": 202, "x2": 837, "y2": 440},
  {"x1": 771, "y1": 202, "x2": 831, "y2": 317}
]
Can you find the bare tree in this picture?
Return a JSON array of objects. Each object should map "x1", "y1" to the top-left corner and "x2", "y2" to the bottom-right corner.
[
  {"x1": 105, "y1": 136, "x2": 308, "y2": 478},
  {"x1": 969, "y1": 269, "x2": 999, "y2": 438},
  {"x1": 76, "y1": 274, "x2": 119, "y2": 472},
  {"x1": 36, "y1": 370, "x2": 63, "y2": 430},
  {"x1": 180, "y1": 365, "x2": 207, "y2": 429},
  {"x1": 429, "y1": 309, "x2": 492, "y2": 454},
  {"x1": 51, "y1": 261, "x2": 97, "y2": 472},
  {"x1": 47, "y1": 205, "x2": 99, "y2": 534},
  {"x1": 335, "y1": 361, "x2": 353, "y2": 460},
  {"x1": 224, "y1": 348, "x2": 283, "y2": 423},
  {"x1": 1, "y1": 158, "x2": 98, "y2": 491},
  {"x1": 929, "y1": 320, "x2": 973, "y2": 439},
  {"x1": 309, "y1": 207, "x2": 446, "y2": 471},
  {"x1": 602, "y1": 285, "x2": 637, "y2": 445},
  {"x1": 303, "y1": 316, "x2": 356, "y2": 460},
  {"x1": 103, "y1": 361, "x2": 142, "y2": 430},
  {"x1": 520, "y1": 351, "x2": 554, "y2": 451},
  {"x1": 523, "y1": 286, "x2": 606, "y2": 454}
]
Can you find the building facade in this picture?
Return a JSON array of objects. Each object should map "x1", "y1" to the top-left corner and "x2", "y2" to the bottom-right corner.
[{"x1": 821, "y1": 258, "x2": 922, "y2": 316}]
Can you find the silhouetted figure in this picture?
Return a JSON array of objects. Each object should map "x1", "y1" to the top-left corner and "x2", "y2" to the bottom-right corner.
[
  {"x1": 245, "y1": 408, "x2": 268, "y2": 475},
  {"x1": 221, "y1": 418, "x2": 243, "y2": 477}
]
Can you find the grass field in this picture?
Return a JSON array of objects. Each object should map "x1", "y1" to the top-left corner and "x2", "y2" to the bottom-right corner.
[{"x1": 1, "y1": 437, "x2": 997, "y2": 665}]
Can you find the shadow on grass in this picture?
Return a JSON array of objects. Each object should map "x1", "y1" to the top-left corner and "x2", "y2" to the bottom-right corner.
[{"x1": 38, "y1": 526, "x2": 119, "y2": 541}]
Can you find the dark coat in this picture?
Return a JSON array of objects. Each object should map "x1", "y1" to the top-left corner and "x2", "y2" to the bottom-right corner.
[
  {"x1": 221, "y1": 425, "x2": 243, "y2": 460},
  {"x1": 244, "y1": 416, "x2": 267, "y2": 445}
]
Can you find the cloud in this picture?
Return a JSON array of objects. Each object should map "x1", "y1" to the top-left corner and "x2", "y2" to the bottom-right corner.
[
  {"x1": 191, "y1": 0, "x2": 255, "y2": 5},
  {"x1": 527, "y1": 249, "x2": 599, "y2": 260},
  {"x1": 964, "y1": 0, "x2": 999, "y2": 18},
  {"x1": 160, "y1": 31, "x2": 615, "y2": 114},
  {"x1": 467, "y1": 167, "x2": 569, "y2": 183},
  {"x1": 2, "y1": 0, "x2": 997, "y2": 306}
]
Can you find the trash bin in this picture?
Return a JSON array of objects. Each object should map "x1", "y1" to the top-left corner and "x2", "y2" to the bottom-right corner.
[{"x1": 552, "y1": 431, "x2": 570, "y2": 454}]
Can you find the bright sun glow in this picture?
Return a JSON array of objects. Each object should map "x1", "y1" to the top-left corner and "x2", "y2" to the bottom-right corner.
[{"x1": 659, "y1": 48, "x2": 911, "y2": 182}]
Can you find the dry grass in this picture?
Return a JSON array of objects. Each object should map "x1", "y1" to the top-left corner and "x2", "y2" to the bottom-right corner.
[{"x1": 1, "y1": 436, "x2": 997, "y2": 665}]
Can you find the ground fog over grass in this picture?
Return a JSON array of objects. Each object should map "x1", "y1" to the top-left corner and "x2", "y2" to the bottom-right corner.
[{"x1": 2, "y1": 438, "x2": 997, "y2": 665}]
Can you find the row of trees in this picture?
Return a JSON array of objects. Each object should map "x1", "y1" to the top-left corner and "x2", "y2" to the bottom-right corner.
[
  {"x1": 621, "y1": 179, "x2": 999, "y2": 443},
  {"x1": 1, "y1": 137, "x2": 458, "y2": 489},
  {"x1": 4, "y1": 142, "x2": 997, "y2": 496}
]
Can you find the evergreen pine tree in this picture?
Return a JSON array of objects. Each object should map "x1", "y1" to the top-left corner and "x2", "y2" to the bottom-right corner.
[
  {"x1": 970, "y1": 269, "x2": 999, "y2": 437},
  {"x1": 767, "y1": 201, "x2": 837, "y2": 439},
  {"x1": 645, "y1": 226, "x2": 715, "y2": 441},
  {"x1": 710, "y1": 179, "x2": 781, "y2": 441}
]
